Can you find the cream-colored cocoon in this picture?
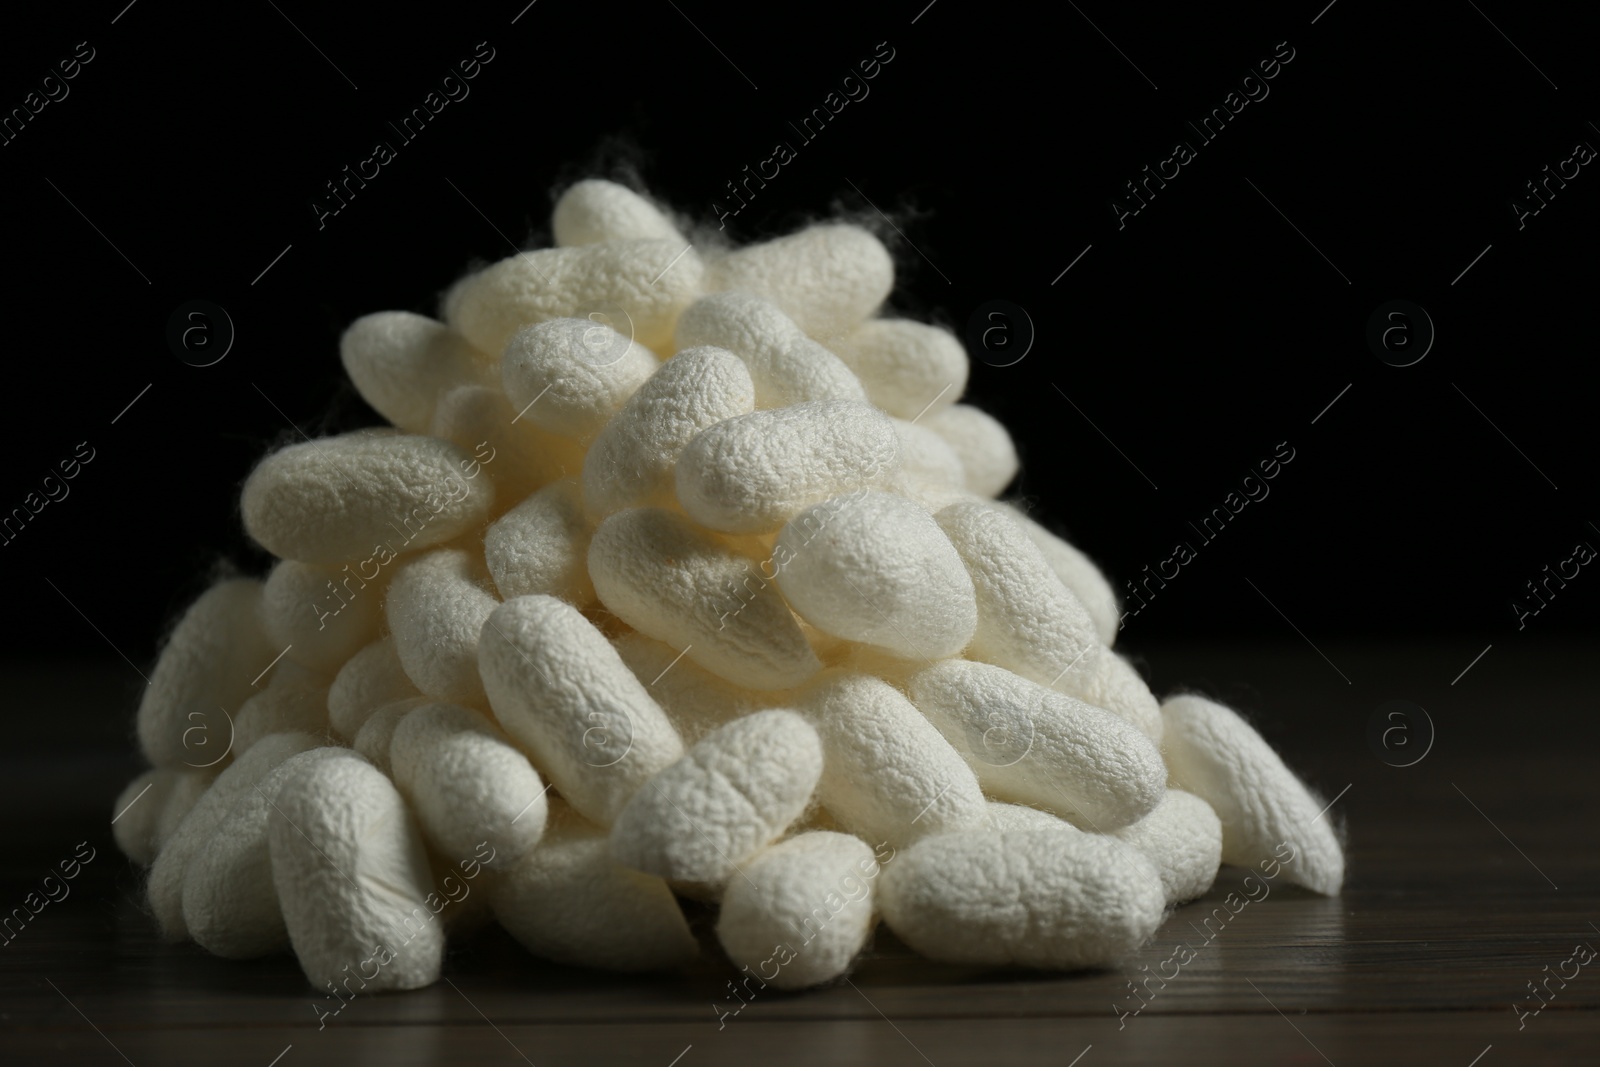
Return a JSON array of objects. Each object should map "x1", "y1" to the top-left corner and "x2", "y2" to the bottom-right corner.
[
  {"x1": 582, "y1": 345, "x2": 757, "y2": 518},
  {"x1": 137, "y1": 578, "x2": 277, "y2": 768},
  {"x1": 386, "y1": 548, "x2": 501, "y2": 704},
  {"x1": 704, "y1": 224, "x2": 892, "y2": 341},
  {"x1": 716, "y1": 831, "x2": 879, "y2": 989},
  {"x1": 1111, "y1": 788, "x2": 1223, "y2": 905},
  {"x1": 488, "y1": 803, "x2": 698, "y2": 972},
  {"x1": 241, "y1": 430, "x2": 494, "y2": 565},
  {"x1": 478, "y1": 595, "x2": 683, "y2": 826},
  {"x1": 339, "y1": 311, "x2": 493, "y2": 434},
  {"x1": 674, "y1": 291, "x2": 865, "y2": 408},
  {"x1": 1160, "y1": 694, "x2": 1344, "y2": 895},
  {"x1": 268, "y1": 751, "x2": 445, "y2": 991},
  {"x1": 675, "y1": 400, "x2": 901, "y2": 534},
  {"x1": 260, "y1": 559, "x2": 385, "y2": 674},
  {"x1": 552, "y1": 180, "x2": 687, "y2": 247},
  {"x1": 483, "y1": 477, "x2": 596, "y2": 606},
  {"x1": 829, "y1": 318, "x2": 968, "y2": 420},
  {"x1": 499, "y1": 317, "x2": 660, "y2": 442},
  {"x1": 328, "y1": 638, "x2": 420, "y2": 741},
  {"x1": 922, "y1": 405, "x2": 1018, "y2": 497},
  {"x1": 588, "y1": 507, "x2": 821, "y2": 691},
  {"x1": 609, "y1": 710, "x2": 823, "y2": 885}
]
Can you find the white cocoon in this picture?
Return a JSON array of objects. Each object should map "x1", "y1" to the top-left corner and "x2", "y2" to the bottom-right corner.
[
  {"x1": 483, "y1": 477, "x2": 596, "y2": 606},
  {"x1": 232, "y1": 662, "x2": 332, "y2": 756},
  {"x1": 552, "y1": 179, "x2": 686, "y2": 246},
  {"x1": 922, "y1": 405, "x2": 1019, "y2": 498},
  {"x1": 339, "y1": 311, "x2": 493, "y2": 434},
  {"x1": 352, "y1": 698, "x2": 426, "y2": 775},
  {"x1": 878, "y1": 829, "x2": 1166, "y2": 969},
  {"x1": 1111, "y1": 789, "x2": 1223, "y2": 905},
  {"x1": 774, "y1": 491, "x2": 976, "y2": 660},
  {"x1": 112, "y1": 768, "x2": 182, "y2": 866},
  {"x1": 674, "y1": 292, "x2": 865, "y2": 408},
  {"x1": 241, "y1": 430, "x2": 495, "y2": 565},
  {"x1": 716, "y1": 831, "x2": 879, "y2": 990},
  {"x1": 146, "y1": 731, "x2": 324, "y2": 939},
  {"x1": 588, "y1": 507, "x2": 821, "y2": 691},
  {"x1": 500, "y1": 317, "x2": 660, "y2": 442},
  {"x1": 478, "y1": 595, "x2": 683, "y2": 826},
  {"x1": 1078, "y1": 651, "x2": 1163, "y2": 743},
  {"x1": 582, "y1": 345, "x2": 757, "y2": 518},
  {"x1": 935, "y1": 500, "x2": 1102, "y2": 695},
  {"x1": 268, "y1": 751, "x2": 445, "y2": 992},
  {"x1": 799, "y1": 671, "x2": 987, "y2": 847},
  {"x1": 984, "y1": 801, "x2": 1082, "y2": 834},
  {"x1": 389, "y1": 701, "x2": 548, "y2": 868},
  {"x1": 385, "y1": 548, "x2": 501, "y2": 704},
  {"x1": 443, "y1": 239, "x2": 704, "y2": 356},
  {"x1": 908, "y1": 659, "x2": 1165, "y2": 832},
  {"x1": 137, "y1": 578, "x2": 278, "y2": 768},
  {"x1": 829, "y1": 318, "x2": 969, "y2": 420},
  {"x1": 182, "y1": 745, "x2": 350, "y2": 960},
  {"x1": 328, "y1": 638, "x2": 420, "y2": 741},
  {"x1": 675, "y1": 400, "x2": 901, "y2": 534},
  {"x1": 261, "y1": 559, "x2": 385, "y2": 674},
  {"x1": 609, "y1": 709, "x2": 823, "y2": 885},
  {"x1": 891, "y1": 418, "x2": 967, "y2": 491},
  {"x1": 1160, "y1": 694, "x2": 1345, "y2": 895},
  {"x1": 152, "y1": 769, "x2": 218, "y2": 857},
  {"x1": 705, "y1": 224, "x2": 892, "y2": 341},
  {"x1": 999, "y1": 503, "x2": 1121, "y2": 647},
  {"x1": 487, "y1": 804, "x2": 698, "y2": 972}
]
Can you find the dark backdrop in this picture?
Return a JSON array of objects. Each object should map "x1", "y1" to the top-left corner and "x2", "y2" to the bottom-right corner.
[{"x1": 2, "y1": 0, "x2": 1594, "y2": 672}]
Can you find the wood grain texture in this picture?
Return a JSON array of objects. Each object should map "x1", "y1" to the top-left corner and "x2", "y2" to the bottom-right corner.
[{"x1": 2, "y1": 638, "x2": 1597, "y2": 1065}]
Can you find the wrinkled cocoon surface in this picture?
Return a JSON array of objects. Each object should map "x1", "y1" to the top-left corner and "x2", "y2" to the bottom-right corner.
[
  {"x1": 242, "y1": 430, "x2": 494, "y2": 565},
  {"x1": 1111, "y1": 788, "x2": 1223, "y2": 905},
  {"x1": 340, "y1": 311, "x2": 492, "y2": 434},
  {"x1": 479, "y1": 595, "x2": 683, "y2": 826},
  {"x1": 705, "y1": 224, "x2": 893, "y2": 341},
  {"x1": 936, "y1": 501, "x2": 1102, "y2": 695},
  {"x1": 137, "y1": 578, "x2": 277, "y2": 768},
  {"x1": 1160, "y1": 694, "x2": 1345, "y2": 895},
  {"x1": 501, "y1": 317, "x2": 660, "y2": 442},
  {"x1": 676, "y1": 400, "x2": 900, "y2": 534},
  {"x1": 830, "y1": 318, "x2": 968, "y2": 420},
  {"x1": 588, "y1": 507, "x2": 821, "y2": 691},
  {"x1": 232, "y1": 662, "x2": 331, "y2": 756},
  {"x1": 922, "y1": 405, "x2": 1018, "y2": 498},
  {"x1": 583, "y1": 344, "x2": 756, "y2": 517},
  {"x1": 717, "y1": 831, "x2": 879, "y2": 989},
  {"x1": 775, "y1": 491, "x2": 976, "y2": 660},
  {"x1": 999, "y1": 504, "x2": 1121, "y2": 647},
  {"x1": 909, "y1": 659, "x2": 1165, "y2": 832},
  {"x1": 261, "y1": 559, "x2": 385, "y2": 674},
  {"x1": 444, "y1": 239, "x2": 703, "y2": 356},
  {"x1": 386, "y1": 549, "x2": 500, "y2": 704},
  {"x1": 328, "y1": 638, "x2": 419, "y2": 741},
  {"x1": 483, "y1": 477, "x2": 596, "y2": 606},
  {"x1": 389, "y1": 702, "x2": 548, "y2": 868},
  {"x1": 268, "y1": 751, "x2": 445, "y2": 991},
  {"x1": 553, "y1": 180, "x2": 685, "y2": 247},
  {"x1": 800, "y1": 671, "x2": 986, "y2": 847},
  {"x1": 675, "y1": 292, "x2": 865, "y2": 408},
  {"x1": 609, "y1": 710, "x2": 823, "y2": 885},
  {"x1": 488, "y1": 804, "x2": 697, "y2": 972},
  {"x1": 878, "y1": 829, "x2": 1166, "y2": 969}
]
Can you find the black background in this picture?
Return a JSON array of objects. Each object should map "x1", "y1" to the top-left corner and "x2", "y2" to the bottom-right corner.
[{"x1": 1, "y1": 0, "x2": 1593, "y2": 676}]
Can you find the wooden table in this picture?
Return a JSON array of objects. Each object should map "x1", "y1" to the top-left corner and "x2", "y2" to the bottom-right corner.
[{"x1": 3, "y1": 638, "x2": 1596, "y2": 1065}]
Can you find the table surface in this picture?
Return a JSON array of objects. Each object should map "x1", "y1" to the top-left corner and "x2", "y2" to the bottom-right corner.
[{"x1": 2, "y1": 637, "x2": 1596, "y2": 1066}]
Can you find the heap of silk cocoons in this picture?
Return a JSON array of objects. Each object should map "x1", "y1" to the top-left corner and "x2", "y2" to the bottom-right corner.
[{"x1": 113, "y1": 178, "x2": 1345, "y2": 995}]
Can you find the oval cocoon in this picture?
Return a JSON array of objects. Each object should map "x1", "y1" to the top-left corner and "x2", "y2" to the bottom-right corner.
[
  {"x1": 478, "y1": 595, "x2": 683, "y2": 826},
  {"x1": 908, "y1": 659, "x2": 1165, "y2": 831},
  {"x1": 877, "y1": 829, "x2": 1165, "y2": 969},
  {"x1": 483, "y1": 477, "x2": 595, "y2": 606},
  {"x1": 137, "y1": 578, "x2": 278, "y2": 768},
  {"x1": 775, "y1": 491, "x2": 975, "y2": 661},
  {"x1": 717, "y1": 831, "x2": 879, "y2": 990},
  {"x1": 500, "y1": 317, "x2": 660, "y2": 442},
  {"x1": 443, "y1": 239, "x2": 703, "y2": 357},
  {"x1": 799, "y1": 671, "x2": 986, "y2": 847},
  {"x1": 261, "y1": 559, "x2": 385, "y2": 674},
  {"x1": 1160, "y1": 694, "x2": 1345, "y2": 895},
  {"x1": 582, "y1": 345, "x2": 757, "y2": 517},
  {"x1": 385, "y1": 548, "x2": 501, "y2": 704},
  {"x1": 241, "y1": 430, "x2": 494, "y2": 565},
  {"x1": 588, "y1": 507, "x2": 821, "y2": 691},
  {"x1": 1111, "y1": 789, "x2": 1223, "y2": 905},
  {"x1": 609, "y1": 710, "x2": 823, "y2": 885},
  {"x1": 268, "y1": 751, "x2": 445, "y2": 992},
  {"x1": 705, "y1": 224, "x2": 892, "y2": 340},
  {"x1": 552, "y1": 179, "x2": 686, "y2": 246},
  {"x1": 328, "y1": 638, "x2": 420, "y2": 741},
  {"x1": 339, "y1": 311, "x2": 492, "y2": 434},
  {"x1": 487, "y1": 805, "x2": 698, "y2": 972},
  {"x1": 922, "y1": 405, "x2": 1018, "y2": 497},
  {"x1": 676, "y1": 400, "x2": 900, "y2": 534},
  {"x1": 390, "y1": 701, "x2": 548, "y2": 867},
  {"x1": 674, "y1": 292, "x2": 864, "y2": 408},
  {"x1": 829, "y1": 318, "x2": 969, "y2": 420}
]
